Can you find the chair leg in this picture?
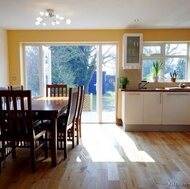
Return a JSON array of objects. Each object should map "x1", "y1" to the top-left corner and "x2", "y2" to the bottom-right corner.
[
  {"x1": 71, "y1": 122, "x2": 75, "y2": 148},
  {"x1": 30, "y1": 141, "x2": 36, "y2": 173},
  {"x1": 64, "y1": 130, "x2": 68, "y2": 158},
  {"x1": 44, "y1": 133, "x2": 48, "y2": 159},
  {"x1": 12, "y1": 142, "x2": 16, "y2": 159},
  {"x1": 76, "y1": 121, "x2": 79, "y2": 145},
  {"x1": 79, "y1": 118, "x2": 82, "y2": 138}
]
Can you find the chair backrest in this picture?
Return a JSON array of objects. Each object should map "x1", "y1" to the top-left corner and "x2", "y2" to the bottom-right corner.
[
  {"x1": 0, "y1": 90, "x2": 34, "y2": 139},
  {"x1": 0, "y1": 86, "x2": 9, "y2": 90},
  {"x1": 9, "y1": 85, "x2": 24, "y2": 90},
  {"x1": 76, "y1": 86, "x2": 85, "y2": 120},
  {"x1": 9, "y1": 85, "x2": 24, "y2": 101},
  {"x1": 66, "y1": 87, "x2": 79, "y2": 127},
  {"x1": 46, "y1": 84, "x2": 67, "y2": 97}
]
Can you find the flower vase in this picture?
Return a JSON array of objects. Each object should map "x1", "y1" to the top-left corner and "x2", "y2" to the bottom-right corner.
[
  {"x1": 121, "y1": 84, "x2": 126, "y2": 89},
  {"x1": 153, "y1": 76, "x2": 159, "y2": 82},
  {"x1": 171, "y1": 78, "x2": 176, "y2": 82}
]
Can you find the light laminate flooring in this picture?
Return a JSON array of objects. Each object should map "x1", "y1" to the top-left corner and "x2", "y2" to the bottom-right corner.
[{"x1": 0, "y1": 124, "x2": 190, "y2": 189}]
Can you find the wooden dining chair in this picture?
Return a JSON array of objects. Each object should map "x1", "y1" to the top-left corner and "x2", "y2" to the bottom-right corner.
[
  {"x1": 9, "y1": 85, "x2": 41, "y2": 124},
  {"x1": 46, "y1": 84, "x2": 67, "y2": 97},
  {"x1": 42, "y1": 87, "x2": 79, "y2": 159},
  {"x1": 45, "y1": 84, "x2": 68, "y2": 144},
  {"x1": 75, "y1": 86, "x2": 85, "y2": 143},
  {"x1": 9, "y1": 85, "x2": 24, "y2": 102},
  {"x1": 57, "y1": 87, "x2": 79, "y2": 157},
  {"x1": 67, "y1": 86, "x2": 85, "y2": 145},
  {"x1": 0, "y1": 90, "x2": 48, "y2": 173}
]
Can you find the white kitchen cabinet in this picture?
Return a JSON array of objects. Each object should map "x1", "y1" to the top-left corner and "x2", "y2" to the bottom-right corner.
[
  {"x1": 122, "y1": 91, "x2": 190, "y2": 131},
  {"x1": 143, "y1": 92, "x2": 162, "y2": 124},
  {"x1": 122, "y1": 33, "x2": 143, "y2": 69},
  {"x1": 122, "y1": 92, "x2": 143, "y2": 124},
  {"x1": 162, "y1": 92, "x2": 190, "y2": 125}
]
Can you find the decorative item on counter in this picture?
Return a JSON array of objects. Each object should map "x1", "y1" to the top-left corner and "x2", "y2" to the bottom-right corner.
[
  {"x1": 170, "y1": 70, "x2": 177, "y2": 82},
  {"x1": 152, "y1": 60, "x2": 163, "y2": 82},
  {"x1": 179, "y1": 83, "x2": 186, "y2": 88},
  {"x1": 118, "y1": 76, "x2": 130, "y2": 89}
]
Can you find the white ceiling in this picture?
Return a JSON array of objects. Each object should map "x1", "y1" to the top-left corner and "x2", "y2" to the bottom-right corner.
[{"x1": 0, "y1": 0, "x2": 190, "y2": 30}]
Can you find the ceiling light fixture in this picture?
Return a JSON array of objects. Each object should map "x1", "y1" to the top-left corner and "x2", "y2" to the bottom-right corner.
[
  {"x1": 134, "y1": 19, "x2": 139, "y2": 22},
  {"x1": 35, "y1": 9, "x2": 71, "y2": 26}
]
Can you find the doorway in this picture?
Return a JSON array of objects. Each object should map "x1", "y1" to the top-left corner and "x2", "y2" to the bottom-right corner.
[{"x1": 24, "y1": 44, "x2": 116, "y2": 123}]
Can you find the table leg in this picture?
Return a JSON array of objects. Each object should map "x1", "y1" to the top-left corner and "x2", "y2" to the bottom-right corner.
[{"x1": 51, "y1": 116, "x2": 57, "y2": 167}]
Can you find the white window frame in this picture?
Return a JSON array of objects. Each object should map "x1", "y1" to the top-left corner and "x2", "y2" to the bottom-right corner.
[{"x1": 142, "y1": 42, "x2": 189, "y2": 82}]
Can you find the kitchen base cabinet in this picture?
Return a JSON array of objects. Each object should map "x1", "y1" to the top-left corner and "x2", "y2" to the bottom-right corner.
[
  {"x1": 143, "y1": 92, "x2": 162, "y2": 124},
  {"x1": 122, "y1": 92, "x2": 143, "y2": 125},
  {"x1": 122, "y1": 91, "x2": 190, "y2": 131},
  {"x1": 162, "y1": 92, "x2": 190, "y2": 125}
]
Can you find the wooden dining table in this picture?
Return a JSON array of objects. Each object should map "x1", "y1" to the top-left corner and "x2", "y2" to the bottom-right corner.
[{"x1": 32, "y1": 96, "x2": 68, "y2": 167}]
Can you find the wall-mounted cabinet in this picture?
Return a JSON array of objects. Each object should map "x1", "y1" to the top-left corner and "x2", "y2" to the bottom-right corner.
[{"x1": 122, "y1": 33, "x2": 143, "y2": 69}]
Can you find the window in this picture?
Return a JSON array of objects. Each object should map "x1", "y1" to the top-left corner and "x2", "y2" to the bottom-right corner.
[{"x1": 142, "y1": 43, "x2": 188, "y2": 82}]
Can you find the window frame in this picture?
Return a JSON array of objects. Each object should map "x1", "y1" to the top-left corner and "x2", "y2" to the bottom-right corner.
[{"x1": 142, "y1": 42, "x2": 189, "y2": 82}]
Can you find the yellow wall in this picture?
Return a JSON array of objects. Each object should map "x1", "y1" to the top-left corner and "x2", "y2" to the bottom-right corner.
[
  {"x1": 0, "y1": 27, "x2": 9, "y2": 85},
  {"x1": 7, "y1": 29, "x2": 190, "y2": 122}
]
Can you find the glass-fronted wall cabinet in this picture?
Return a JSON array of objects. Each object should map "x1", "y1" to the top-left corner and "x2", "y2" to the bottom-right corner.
[{"x1": 122, "y1": 33, "x2": 143, "y2": 69}]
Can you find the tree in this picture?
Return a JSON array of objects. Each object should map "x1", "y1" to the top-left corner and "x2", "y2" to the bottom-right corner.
[
  {"x1": 25, "y1": 45, "x2": 116, "y2": 95},
  {"x1": 25, "y1": 46, "x2": 40, "y2": 96},
  {"x1": 50, "y1": 45, "x2": 115, "y2": 93},
  {"x1": 176, "y1": 59, "x2": 186, "y2": 80}
]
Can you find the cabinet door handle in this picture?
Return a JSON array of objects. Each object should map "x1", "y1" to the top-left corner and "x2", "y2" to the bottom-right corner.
[
  {"x1": 167, "y1": 94, "x2": 189, "y2": 96},
  {"x1": 160, "y1": 93, "x2": 162, "y2": 104},
  {"x1": 129, "y1": 93, "x2": 141, "y2": 95}
]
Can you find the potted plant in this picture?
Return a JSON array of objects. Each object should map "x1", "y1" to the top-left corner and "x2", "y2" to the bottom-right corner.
[
  {"x1": 152, "y1": 61, "x2": 163, "y2": 82},
  {"x1": 118, "y1": 76, "x2": 130, "y2": 89},
  {"x1": 170, "y1": 70, "x2": 177, "y2": 82}
]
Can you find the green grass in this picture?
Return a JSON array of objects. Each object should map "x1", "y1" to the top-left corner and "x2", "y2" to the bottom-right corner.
[{"x1": 92, "y1": 91, "x2": 115, "y2": 112}]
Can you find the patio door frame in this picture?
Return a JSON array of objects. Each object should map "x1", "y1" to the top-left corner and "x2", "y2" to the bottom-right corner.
[{"x1": 22, "y1": 42, "x2": 118, "y2": 123}]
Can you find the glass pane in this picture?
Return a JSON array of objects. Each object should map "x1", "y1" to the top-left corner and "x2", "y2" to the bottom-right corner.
[
  {"x1": 102, "y1": 45, "x2": 116, "y2": 122},
  {"x1": 143, "y1": 46, "x2": 161, "y2": 55},
  {"x1": 142, "y1": 59, "x2": 161, "y2": 81},
  {"x1": 165, "y1": 58, "x2": 187, "y2": 81},
  {"x1": 47, "y1": 45, "x2": 99, "y2": 122},
  {"x1": 43, "y1": 46, "x2": 51, "y2": 85},
  {"x1": 165, "y1": 44, "x2": 187, "y2": 55},
  {"x1": 127, "y1": 36, "x2": 140, "y2": 63},
  {"x1": 85, "y1": 45, "x2": 98, "y2": 122},
  {"x1": 48, "y1": 45, "x2": 97, "y2": 87},
  {"x1": 25, "y1": 46, "x2": 40, "y2": 96}
]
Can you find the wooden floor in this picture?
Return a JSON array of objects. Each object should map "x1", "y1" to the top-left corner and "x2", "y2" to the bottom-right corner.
[{"x1": 0, "y1": 124, "x2": 190, "y2": 189}]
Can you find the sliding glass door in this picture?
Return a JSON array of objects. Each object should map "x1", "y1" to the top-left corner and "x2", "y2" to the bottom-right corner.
[{"x1": 24, "y1": 44, "x2": 116, "y2": 123}]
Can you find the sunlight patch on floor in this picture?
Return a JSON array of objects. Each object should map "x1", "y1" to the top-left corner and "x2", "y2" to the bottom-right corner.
[
  {"x1": 111, "y1": 126, "x2": 155, "y2": 162},
  {"x1": 81, "y1": 124, "x2": 124, "y2": 162},
  {"x1": 81, "y1": 124, "x2": 155, "y2": 163},
  {"x1": 83, "y1": 140, "x2": 125, "y2": 162}
]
